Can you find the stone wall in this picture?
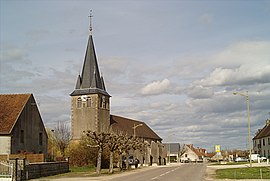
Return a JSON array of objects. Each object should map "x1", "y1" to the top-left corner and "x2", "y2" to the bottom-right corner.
[{"x1": 25, "y1": 161, "x2": 69, "y2": 179}]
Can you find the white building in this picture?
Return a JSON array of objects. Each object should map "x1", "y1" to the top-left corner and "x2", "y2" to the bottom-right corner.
[{"x1": 253, "y1": 119, "x2": 270, "y2": 158}]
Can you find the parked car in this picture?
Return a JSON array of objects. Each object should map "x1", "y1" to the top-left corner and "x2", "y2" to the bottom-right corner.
[
  {"x1": 235, "y1": 157, "x2": 248, "y2": 162},
  {"x1": 122, "y1": 155, "x2": 139, "y2": 168},
  {"x1": 260, "y1": 156, "x2": 267, "y2": 161}
]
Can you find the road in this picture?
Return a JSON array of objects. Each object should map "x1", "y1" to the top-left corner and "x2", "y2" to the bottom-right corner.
[
  {"x1": 39, "y1": 163, "x2": 206, "y2": 181},
  {"x1": 109, "y1": 163, "x2": 206, "y2": 181}
]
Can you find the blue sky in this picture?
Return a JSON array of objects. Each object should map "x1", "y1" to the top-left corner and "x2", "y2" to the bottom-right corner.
[{"x1": 1, "y1": 0, "x2": 270, "y2": 151}]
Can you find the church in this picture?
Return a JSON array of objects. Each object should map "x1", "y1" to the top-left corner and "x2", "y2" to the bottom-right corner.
[{"x1": 69, "y1": 18, "x2": 166, "y2": 165}]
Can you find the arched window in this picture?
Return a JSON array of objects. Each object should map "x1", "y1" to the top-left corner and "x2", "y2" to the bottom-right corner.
[{"x1": 77, "y1": 97, "x2": 82, "y2": 108}]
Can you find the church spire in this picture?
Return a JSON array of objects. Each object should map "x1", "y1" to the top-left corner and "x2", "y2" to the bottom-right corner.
[{"x1": 70, "y1": 13, "x2": 110, "y2": 97}]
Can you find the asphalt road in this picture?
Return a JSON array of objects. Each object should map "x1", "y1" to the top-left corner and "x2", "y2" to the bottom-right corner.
[
  {"x1": 38, "y1": 163, "x2": 206, "y2": 181},
  {"x1": 109, "y1": 163, "x2": 206, "y2": 181}
]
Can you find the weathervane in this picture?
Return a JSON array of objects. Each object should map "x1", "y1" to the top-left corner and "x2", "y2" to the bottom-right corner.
[{"x1": 88, "y1": 10, "x2": 93, "y2": 34}]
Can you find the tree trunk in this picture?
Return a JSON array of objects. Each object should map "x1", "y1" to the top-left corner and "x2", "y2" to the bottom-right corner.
[
  {"x1": 96, "y1": 147, "x2": 102, "y2": 174},
  {"x1": 109, "y1": 151, "x2": 114, "y2": 174},
  {"x1": 119, "y1": 154, "x2": 123, "y2": 171},
  {"x1": 126, "y1": 154, "x2": 130, "y2": 169}
]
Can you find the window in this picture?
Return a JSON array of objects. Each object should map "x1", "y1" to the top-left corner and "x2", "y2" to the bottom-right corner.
[
  {"x1": 86, "y1": 96, "x2": 92, "y2": 107},
  {"x1": 263, "y1": 139, "x2": 265, "y2": 146},
  {"x1": 102, "y1": 96, "x2": 106, "y2": 109},
  {"x1": 99, "y1": 97, "x2": 103, "y2": 108},
  {"x1": 268, "y1": 138, "x2": 270, "y2": 145},
  {"x1": 39, "y1": 133, "x2": 43, "y2": 146},
  {"x1": 77, "y1": 97, "x2": 82, "y2": 108},
  {"x1": 20, "y1": 130, "x2": 24, "y2": 144}
]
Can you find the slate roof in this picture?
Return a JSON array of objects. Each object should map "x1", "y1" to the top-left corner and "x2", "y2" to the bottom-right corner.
[
  {"x1": 253, "y1": 121, "x2": 270, "y2": 140},
  {"x1": 110, "y1": 115, "x2": 162, "y2": 142},
  {"x1": 70, "y1": 35, "x2": 110, "y2": 97},
  {"x1": 0, "y1": 94, "x2": 31, "y2": 134}
]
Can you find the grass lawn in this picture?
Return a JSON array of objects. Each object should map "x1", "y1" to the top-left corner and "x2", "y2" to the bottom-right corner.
[
  {"x1": 40, "y1": 165, "x2": 132, "y2": 179},
  {"x1": 216, "y1": 167, "x2": 270, "y2": 179}
]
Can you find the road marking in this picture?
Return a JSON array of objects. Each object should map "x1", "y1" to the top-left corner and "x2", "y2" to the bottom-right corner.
[{"x1": 150, "y1": 166, "x2": 181, "y2": 180}]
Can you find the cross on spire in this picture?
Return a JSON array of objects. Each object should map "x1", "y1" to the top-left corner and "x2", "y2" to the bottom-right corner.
[{"x1": 88, "y1": 10, "x2": 93, "y2": 34}]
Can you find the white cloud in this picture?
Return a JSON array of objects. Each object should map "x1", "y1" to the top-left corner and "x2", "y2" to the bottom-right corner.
[
  {"x1": 140, "y1": 78, "x2": 171, "y2": 96},
  {"x1": 198, "y1": 64, "x2": 270, "y2": 86}
]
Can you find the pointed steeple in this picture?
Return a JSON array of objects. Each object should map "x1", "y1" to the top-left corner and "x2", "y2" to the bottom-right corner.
[
  {"x1": 70, "y1": 12, "x2": 110, "y2": 97},
  {"x1": 80, "y1": 35, "x2": 102, "y2": 89},
  {"x1": 70, "y1": 35, "x2": 110, "y2": 97}
]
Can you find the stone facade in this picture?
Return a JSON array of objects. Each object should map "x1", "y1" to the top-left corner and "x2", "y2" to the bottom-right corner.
[{"x1": 71, "y1": 94, "x2": 110, "y2": 140}]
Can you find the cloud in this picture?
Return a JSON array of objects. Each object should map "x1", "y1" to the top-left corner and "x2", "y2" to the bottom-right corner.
[
  {"x1": 198, "y1": 64, "x2": 270, "y2": 86},
  {"x1": 199, "y1": 13, "x2": 213, "y2": 25},
  {"x1": 140, "y1": 78, "x2": 171, "y2": 96},
  {"x1": 186, "y1": 85, "x2": 214, "y2": 99}
]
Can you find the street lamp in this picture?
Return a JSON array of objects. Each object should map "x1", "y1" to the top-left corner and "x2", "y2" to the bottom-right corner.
[
  {"x1": 233, "y1": 91, "x2": 252, "y2": 167},
  {"x1": 51, "y1": 129, "x2": 55, "y2": 161},
  {"x1": 133, "y1": 123, "x2": 143, "y2": 137}
]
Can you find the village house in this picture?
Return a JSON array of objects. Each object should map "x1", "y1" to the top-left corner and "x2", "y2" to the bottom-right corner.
[
  {"x1": 69, "y1": 26, "x2": 166, "y2": 165},
  {"x1": 180, "y1": 144, "x2": 207, "y2": 162},
  {"x1": 0, "y1": 94, "x2": 48, "y2": 155},
  {"x1": 164, "y1": 143, "x2": 181, "y2": 163},
  {"x1": 253, "y1": 119, "x2": 270, "y2": 158}
]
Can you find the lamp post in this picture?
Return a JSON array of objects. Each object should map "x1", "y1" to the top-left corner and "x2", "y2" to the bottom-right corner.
[
  {"x1": 133, "y1": 123, "x2": 143, "y2": 137},
  {"x1": 51, "y1": 129, "x2": 55, "y2": 161},
  {"x1": 233, "y1": 91, "x2": 252, "y2": 167}
]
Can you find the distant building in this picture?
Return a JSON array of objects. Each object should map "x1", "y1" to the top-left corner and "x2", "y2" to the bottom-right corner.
[
  {"x1": 164, "y1": 143, "x2": 181, "y2": 163},
  {"x1": 253, "y1": 119, "x2": 270, "y2": 158},
  {"x1": 0, "y1": 94, "x2": 48, "y2": 155},
  {"x1": 180, "y1": 144, "x2": 207, "y2": 162},
  {"x1": 70, "y1": 29, "x2": 165, "y2": 165}
]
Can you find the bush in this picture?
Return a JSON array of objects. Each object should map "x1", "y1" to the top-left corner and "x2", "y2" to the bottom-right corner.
[{"x1": 67, "y1": 138, "x2": 97, "y2": 167}]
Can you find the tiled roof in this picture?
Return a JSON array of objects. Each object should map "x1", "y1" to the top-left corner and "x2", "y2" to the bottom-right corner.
[
  {"x1": 186, "y1": 144, "x2": 207, "y2": 157},
  {"x1": 0, "y1": 94, "x2": 31, "y2": 134},
  {"x1": 110, "y1": 115, "x2": 162, "y2": 141},
  {"x1": 253, "y1": 121, "x2": 270, "y2": 139}
]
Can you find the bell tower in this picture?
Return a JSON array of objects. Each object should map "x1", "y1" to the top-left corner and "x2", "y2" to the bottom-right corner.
[{"x1": 70, "y1": 12, "x2": 111, "y2": 140}]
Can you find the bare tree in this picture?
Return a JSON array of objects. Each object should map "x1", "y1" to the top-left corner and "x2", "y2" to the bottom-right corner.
[
  {"x1": 52, "y1": 121, "x2": 71, "y2": 158},
  {"x1": 85, "y1": 130, "x2": 110, "y2": 174},
  {"x1": 179, "y1": 144, "x2": 187, "y2": 158},
  {"x1": 106, "y1": 132, "x2": 125, "y2": 174}
]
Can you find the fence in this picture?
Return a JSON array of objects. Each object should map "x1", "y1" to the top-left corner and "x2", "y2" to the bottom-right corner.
[
  {"x1": 0, "y1": 161, "x2": 13, "y2": 181},
  {"x1": 0, "y1": 154, "x2": 44, "y2": 163},
  {"x1": 0, "y1": 158, "x2": 69, "y2": 181}
]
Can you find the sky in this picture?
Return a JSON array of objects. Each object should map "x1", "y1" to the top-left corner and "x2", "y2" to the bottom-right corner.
[{"x1": 1, "y1": 0, "x2": 270, "y2": 151}]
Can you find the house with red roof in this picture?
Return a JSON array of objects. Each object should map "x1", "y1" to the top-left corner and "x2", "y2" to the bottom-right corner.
[
  {"x1": 0, "y1": 94, "x2": 47, "y2": 155},
  {"x1": 180, "y1": 144, "x2": 208, "y2": 162}
]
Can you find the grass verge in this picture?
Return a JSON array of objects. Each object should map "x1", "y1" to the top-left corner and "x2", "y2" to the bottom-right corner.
[{"x1": 216, "y1": 166, "x2": 270, "y2": 179}]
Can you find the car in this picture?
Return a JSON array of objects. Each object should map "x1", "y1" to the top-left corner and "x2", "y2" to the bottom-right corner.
[
  {"x1": 122, "y1": 155, "x2": 139, "y2": 168},
  {"x1": 259, "y1": 156, "x2": 267, "y2": 161},
  {"x1": 235, "y1": 157, "x2": 248, "y2": 162}
]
